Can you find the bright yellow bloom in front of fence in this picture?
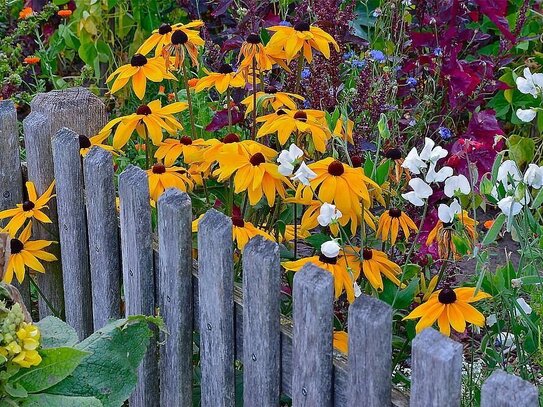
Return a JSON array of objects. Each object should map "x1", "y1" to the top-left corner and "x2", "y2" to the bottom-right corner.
[
  {"x1": 3, "y1": 222, "x2": 57, "y2": 284},
  {"x1": 138, "y1": 21, "x2": 204, "y2": 57},
  {"x1": 360, "y1": 248, "x2": 401, "y2": 291},
  {"x1": 161, "y1": 22, "x2": 205, "y2": 70},
  {"x1": 241, "y1": 87, "x2": 304, "y2": 116},
  {"x1": 266, "y1": 22, "x2": 339, "y2": 63},
  {"x1": 78, "y1": 132, "x2": 118, "y2": 157},
  {"x1": 146, "y1": 164, "x2": 194, "y2": 202},
  {"x1": 154, "y1": 137, "x2": 208, "y2": 167},
  {"x1": 107, "y1": 54, "x2": 175, "y2": 100},
  {"x1": 377, "y1": 208, "x2": 418, "y2": 245},
  {"x1": 0, "y1": 181, "x2": 55, "y2": 236},
  {"x1": 404, "y1": 287, "x2": 491, "y2": 336},
  {"x1": 194, "y1": 64, "x2": 246, "y2": 94}
]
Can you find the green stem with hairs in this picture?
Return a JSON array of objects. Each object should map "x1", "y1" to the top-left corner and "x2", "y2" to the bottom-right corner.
[
  {"x1": 251, "y1": 57, "x2": 258, "y2": 140},
  {"x1": 181, "y1": 61, "x2": 196, "y2": 139},
  {"x1": 28, "y1": 274, "x2": 60, "y2": 317}
]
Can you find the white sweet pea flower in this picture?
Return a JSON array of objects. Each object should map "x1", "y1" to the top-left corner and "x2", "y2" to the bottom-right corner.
[
  {"x1": 515, "y1": 298, "x2": 532, "y2": 316},
  {"x1": 353, "y1": 282, "x2": 362, "y2": 298},
  {"x1": 317, "y1": 203, "x2": 342, "y2": 226},
  {"x1": 438, "y1": 199, "x2": 462, "y2": 223},
  {"x1": 497, "y1": 160, "x2": 522, "y2": 188},
  {"x1": 497, "y1": 196, "x2": 523, "y2": 217},
  {"x1": 444, "y1": 174, "x2": 471, "y2": 197},
  {"x1": 425, "y1": 163, "x2": 453, "y2": 183},
  {"x1": 291, "y1": 162, "x2": 316, "y2": 185},
  {"x1": 277, "y1": 144, "x2": 304, "y2": 176},
  {"x1": 401, "y1": 178, "x2": 433, "y2": 206},
  {"x1": 486, "y1": 314, "x2": 497, "y2": 327},
  {"x1": 523, "y1": 163, "x2": 543, "y2": 189},
  {"x1": 419, "y1": 137, "x2": 448, "y2": 163},
  {"x1": 402, "y1": 147, "x2": 426, "y2": 174},
  {"x1": 321, "y1": 240, "x2": 341, "y2": 258},
  {"x1": 516, "y1": 108, "x2": 537, "y2": 123},
  {"x1": 515, "y1": 67, "x2": 543, "y2": 98}
]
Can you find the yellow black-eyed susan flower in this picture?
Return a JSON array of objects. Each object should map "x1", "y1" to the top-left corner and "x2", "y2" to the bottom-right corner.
[
  {"x1": 241, "y1": 86, "x2": 304, "y2": 116},
  {"x1": 360, "y1": 248, "x2": 401, "y2": 291},
  {"x1": 426, "y1": 210, "x2": 477, "y2": 259},
  {"x1": 377, "y1": 208, "x2": 418, "y2": 245},
  {"x1": 162, "y1": 25, "x2": 203, "y2": 71},
  {"x1": 78, "y1": 133, "x2": 117, "y2": 157},
  {"x1": 138, "y1": 21, "x2": 204, "y2": 57},
  {"x1": 238, "y1": 33, "x2": 273, "y2": 72},
  {"x1": 154, "y1": 136, "x2": 208, "y2": 167},
  {"x1": 146, "y1": 163, "x2": 194, "y2": 202},
  {"x1": 194, "y1": 64, "x2": 246, "y2": 94}
]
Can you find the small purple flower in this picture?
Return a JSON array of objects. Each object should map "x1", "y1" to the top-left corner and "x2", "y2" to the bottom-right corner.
[
  {"x1": 301, "y1": 68, "x2": 310, "y2": 79},
  {"x1": 343, "y1": 50, "x2": 355, "y2": 60},
  {"x1": 279, "y1": 20, "x2": 291, "y2": 26},
  {"x1": 369, "y1": 50, "x2": 386, "y2": 62},
  {"x1": 438, "y1": 127, "x2": 453, "y2": 140},
  {"x1": 406, "y1": 77, "x2": 417, "y2": 87},
  {"x1": 408, "y1": 119, "x2": 416, "y2": 127},
  {"x1": 433, "y1": 47, "x2": 443, "y2": 57},
  {"x1": 351, "y1": 59, "x2": 366, "y2": 69}
]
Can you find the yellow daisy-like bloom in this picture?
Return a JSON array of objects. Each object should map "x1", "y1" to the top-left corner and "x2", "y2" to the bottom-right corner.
[
  {"x1": 257, "y1": 109, "x2": 331, "y2": 152},
  {"x1": 377, "y1": 208, "x2": 418, "y2": 245},
  {"x1": 266, "y1": 22, "x2": 339, "y2": 63},
  {"x1": 238, "y1": 33, "x2": 274, "y2": 72},
  {"x1": 427, "y1": 210, "x2": 477, "y2": 260},
  {"x1": 192, "y1": 214, "x2": 274, "y2": 250},
  {"x1": 107, "y1": 54, "x2": 175, "y2": 100},
  {"x1": 241, "y1": 86, "x2": 304, "y2": 116},
  {"x1": 12, "y1": 322, "x2": 41, "y2": 368},
  {"x1": 146, "y1": 163, "x2": 194, "y2": 202},
  {"x1": 138, "y1": 21, "x2": 204, "y2": 56},
  {"x1": 214, "y1": 144, "x2": 292, "y2": 206},
  {"x1": 283, "y1": 250, "x2": 360, "y2": 303},
  {"x1": 333, "y1": 331, "x2": 348, "y2": 354},
  {"x1": 280, "y1": 224, "x2": 311, "y2": 243},
  {"x1": 0, "y1": 181, "x2": 55, "y2": 236},
  {"x1": 415, "y1": 273, "x2": 439, "y2": 304},
  {"x1": 3, "y1": 222, "x2": 57, "y2": 284},
  {"x1": 101, "y1": 100, "x2": 187, "y2": 150},
  {"x1": 194, "y1": 64, "x2": 246, "y2": 94},
  {"x1": 404, "y1": 287, "x2": 491, "y2": 336},
  {"x1": 162, "y1": 24, "x2": 204, "y2": 70},
  {"x1": 332, "y1": 117, "x2": 354, "y2": 144},
  {"x1": 154, "y1": 137, "x2": 208, "y2": 167},
  {"x1": 360, "y1": 248, "x2": 401, "y2": 291},
  {"x1": 78, "y1": 133, "x2": 117, "y2": 157}
]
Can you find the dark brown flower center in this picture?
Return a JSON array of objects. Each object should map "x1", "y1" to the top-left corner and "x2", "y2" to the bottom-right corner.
[
  {"x1": 130, "y1": 54, "x2": 147, "y2": 67},
  {"x1": 218, "y1": 64, "x2": 234, "y2": 74},
  {"x1": 389, "y1": 208, "x2": 402, "y2": 218},
  {"x1": 319, "y1": 253, "x2": 337, "y2": 264},
  {"x1": 351, "y1": 155, "x2": 363, "y2": 168},
  {"x1": 22, "y1": 201, "x2": 35, "y2": 211},
  {"x1": 10, "y1": 239, "x2": 24, "y2": 254},
  {"x1": 294, "y1": 22, "x2": 310, "y2": 32},
  {"x1": 328, "y1": 160, "x2": 345, "y2": 176},
  {"x1": 136, "y1": 105, "x2": 152, "y2": 115},
  {"x1": 231, "y1": 216, "x2": 245, "y2": 227},
  {"x1": 179, "y1": 136, "x2": 193, "y2": 145},
  {"x1": 79, "y1": 135, "x2": 91, "y2": 149},
  {"x1": 158, "y1": 23, "x2": 172, "y2": 35},
  {"x1": 246, "y1": 33, "x2": 261, "y2": 44},
  {"x1": 385, "y1": 148, "x2": 402, "y2": 160},
  {"x1": 438, "y1": 288, "x2": 457, "y2": 304},
  {"x1": 249, "y1": 152, "x2": 265, "y2": 166},
  {"x1": 294, "y1": 111, "x2": 307, "y2": 122},
  {"x1": 276, "y1": 109, "x2": 287, "y2": 116},
  {"x1": 171, "y1": 30, "x2": 189, "y2": 45},
  {"x1": 264, "y1": 85, "x2": 278, "y2": 94},
  {"x1": 152, "y1": 164, "x2": 166, "y2": 174},
  {"x1": 362, "y1": 248, "x2": 373, "y2": 260},
  {"x1": 223, "y1": 133, "x2": 240, "y2": 143}
]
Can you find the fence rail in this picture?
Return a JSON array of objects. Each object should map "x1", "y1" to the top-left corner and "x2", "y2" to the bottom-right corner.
[{"x1": 0, "y1": 89, "x2": 539, "y2": 407}]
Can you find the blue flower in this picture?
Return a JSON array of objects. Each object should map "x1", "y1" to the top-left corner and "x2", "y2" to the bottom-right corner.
[
  {"x1": 303, "y1": 100, "x2": 311, "y2": 109},
  {"x1": 279, "y1": 20, "x2": 291, "y2": 26},
  {"x1": 351, "y1": 59, "x2": 366, "y2": 69},
  {"x1": 438, "y1": 127, "x2": 453, "y2": 140},
  {"x1": 406, "y1": 77, "x2": 417, "y2": 87},
  {"x1": 433, "y1": 47, "x2": 443, "y2": 57},
  {"x1": 343, "y1": 50, "x2": 355, "y2": 60},
  {"x1": 301, "y1": 68, "x2": 310, "y2": 79},
  {"x1": 369, "y1": 50, "x2": 386, "y2": 62}
]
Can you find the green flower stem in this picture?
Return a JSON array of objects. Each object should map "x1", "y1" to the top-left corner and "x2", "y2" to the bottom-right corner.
[
  {"x1": 251, "y1": 57, "x2": 258, "y2": 140},
  {"x1": 181, "y1": 61, "x2": 196, "y2": 139},
  {"x1": 28, "y1": 274, "x2": 60, "y2": 318}
]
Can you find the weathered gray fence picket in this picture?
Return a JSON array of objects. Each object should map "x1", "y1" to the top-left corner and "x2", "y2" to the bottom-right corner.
[{"x1": 1, "y1": 88, "x2": 539, "y2": 407}]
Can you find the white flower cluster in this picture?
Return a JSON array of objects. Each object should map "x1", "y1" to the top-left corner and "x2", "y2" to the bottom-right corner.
[
  {"x1": 277, "y1": 144, "x2": 316, "y2": 185},
  {"x1": 515, "y1": 67, "x2": 543, "y2": 123},
  {"x1": 401, "y1": 138, "x2": 471, "y2": 222}
]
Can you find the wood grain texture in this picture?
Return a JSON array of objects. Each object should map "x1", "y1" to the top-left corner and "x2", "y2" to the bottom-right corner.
[
  {"x1": 481, "y1": 370, "x2": 538, "y2": 407},
  {"x1": 242, "y1": 236, "x2": 281, "y2": 407},
  {"x1": 410, "y1": 328, "x2": 462, "y2": 407},
  {"x1": 348, "y1": 294, "x2": 392, "y2": 407},
  {"x1": 292, "y1": 263, "x2": 334, "y2": 407},
  {"x1": 197, "y1": 209, "x2": 235, "y2": 407},
  {"x1": 51, "y1": 128, "x2": 93, "y2": 339},
  {"x1": 0, "y1": 100, "x2": 30, "y2": 309},
  {"x1": 83, "y1": 147, "x2": 121, "y2": 330},
  {"x1": 22, "y1": 87, "x2": 106, "y2": 318},
  {"x1": 118, "y1": 165, "x2": 158, "y2": 407},
  {"x1": 157, "y1": 189, "x2": 193, "y2": 407}
]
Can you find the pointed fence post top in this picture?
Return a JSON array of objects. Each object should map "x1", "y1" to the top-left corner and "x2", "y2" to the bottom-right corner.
[
  {"x1": 243, "y1": 235, "x2": 279, "y2": 258},
  {"x1": 158, "y1": 188, "x2": 191, "y2": 208},
  {"x1": 119, "y1": 164, "x2": 148, "y2": 187},
  {"x1": 84, "y1": 146, "x2": 113, "y2": 166},
  {"x1": 52, "y1": 127, "x2": 79, "y2": 146},
  {"x1": 349, "y1": 293, "x2": 392, "y2": 325},
  {"x1": 481, "y1": 370, "x2": 539, "y2": 407}
]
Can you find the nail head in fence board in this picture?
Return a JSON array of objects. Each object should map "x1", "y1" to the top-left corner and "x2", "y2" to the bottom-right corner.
[
  {"x1": 348, "y1": 294, "x2": 392, "y2": 407},
  {"x1": 410, "y1": 328, "x2": 462, "y2": 407},
  {"x1": 242, "y1": 236, "x2": 281, "y2": 407},
  {"x1": 51, "y1": 128, "x2": 93, "y2": 339},
  {"x1": 157, "y1": 189, "x2": 192, "y2": 407},
  {"x1": 0, "y1": 101, "x2": 31, "y2": 309},
  {"x1": 481, "y1": 370, "x2": 538, "y2": 407},
  {"x1": 22, "y1": 87, "x2": 107, "y2": 318},
  {"x1": 198, "y1": 209, "x2": 234, "y2": 407},
  {"x1": 118, "y1": 165, "x2": 158, "y2": 407},
  {"x1": 292, "y1": 263, "x2": 334, "y2": 407},
  {"x1": 83, "y1": 147, "x2": 121, "y2": 330}
]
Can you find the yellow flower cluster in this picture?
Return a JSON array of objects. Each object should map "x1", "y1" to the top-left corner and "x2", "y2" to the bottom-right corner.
[{"x1": 0, "y1": 303, "x2": 41, "y2": 368}]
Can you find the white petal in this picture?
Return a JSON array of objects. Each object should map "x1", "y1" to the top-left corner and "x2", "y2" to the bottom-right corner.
[
  {"x1": 497, "y1": 160, "x2": 522, "y2": 183},
  {"x1": 486, "y1": 314, "x2": 497, "y2": 327},
  {"x1": 288, "y1": 143, "x2": 304, "y2": 160},
  {"x1": 401, "y1": 191, "x2": 425, "y2": 206},
  {"x1": 515, "y1": 298, "x2": 532, "y2": 316},
  {"x1": 428, "y1": 146, "x2": 448, "y2": 163},
  {"x1": 419, "y1": 137, "x2": 435, "y2": 161},
  {"x1": 278, "y1": 163, "x2": 294, "y2": 176},
  {"x1": 523, "y1": 163, "x2": 543, "y2": 188},
  {"x1": 444, "y1": 174, "x2": 471, "y2": 197},
  {"x1": 409, "y1": 178, "x2": 433, "y2": 198},
  {"x1": 497, "y1": 196, "x2": 523, "y2": 217},
  {"x1": 426, "y1": 163, "x2": 453, "y2": 183},
  {"x1": 516, "y1": 108, "x2": 537, "y2": 123},
  {"x1": 402, "y1": 147, "x2": 426, "y2": 174},
  {"x1": 321, "y1": 240, "x2": 341, "y2": 258}
]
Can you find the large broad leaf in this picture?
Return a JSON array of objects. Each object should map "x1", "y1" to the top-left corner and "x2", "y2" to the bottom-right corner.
[
  {"x1": 43, "y1": 317, "x2": 154, "y2": 407},
  {"x1": 507, "y1": 135, "x2": 535, "y2": 167},
  {"x1": 20, "y1": 394, "x2": 102, "y2": 406},
  {"x1": 36, "y1": 317, "x2": 78, "y2": 349},
  {"x1": 11, "y1": 347, "x2": 89, "y2": 393}
]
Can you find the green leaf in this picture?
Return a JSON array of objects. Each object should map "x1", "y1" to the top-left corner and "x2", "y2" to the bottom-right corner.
[
  {"x1": 375, "y1": 160, "x2": 391, "y2": 185},
  {"x1": 36, "y1": 317, "x2": 78, "y2": 348},
  {"x1": 507, "y1": 135, "x2": 535, "y2": 167},
  {"x1": 11, "y1": 347, "x2": 89, "y2": 393},
  {"x1": 304, "y1": 233, "x2": 331, "y2": 250},
  {"x1": 530, "y1": 188, "x2": 543, "y2": 209},
  {"x1": 4, "y1": 381, "x2": 28, "y2": 398},
  {"x1": 20, "y1": 394, "x2": 102, "y2": 406},
  {"x1": 482, "y1": 213, "x2": 506, "y2": 245},
  {"x1": 43, "y1": 317, "x2": 155, "y2": 407},
  {"x1": 377, "y1": 113, "x2": 390, "y2": 140}
]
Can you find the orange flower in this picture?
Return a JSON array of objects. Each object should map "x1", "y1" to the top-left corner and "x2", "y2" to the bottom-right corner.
[
  {"x1": 483, "y1": 219, "x2": 494, "y2": 230},
  {"x1": 23, "y1": 57, "x2": 40, "y2": 65},
  {"x1": 19, "y1": 7, "x2": 33, "y2": 19},
  {"x1": 58, "y1": 9, "x2": 72, "y2": 18},
  {"x1": 188, "y1": 78, "x2": 199, "y2": 88}
]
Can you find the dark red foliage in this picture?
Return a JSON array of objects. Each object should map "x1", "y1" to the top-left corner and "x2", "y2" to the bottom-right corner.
[{"x1": 205, "y1": 107, "x2": 244, "y2": 132}]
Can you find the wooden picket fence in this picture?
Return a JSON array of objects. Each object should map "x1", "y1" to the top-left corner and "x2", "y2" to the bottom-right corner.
[{"x1": 0, "y1": 89, "x2": 539, "y2": 407}]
